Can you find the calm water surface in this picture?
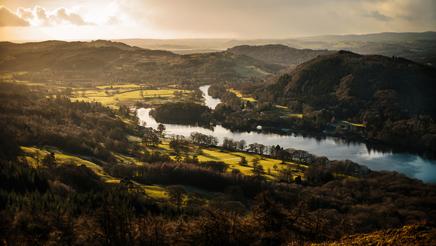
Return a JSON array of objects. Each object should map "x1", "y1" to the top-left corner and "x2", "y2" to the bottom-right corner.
[{"x1": 137, "y1": 85, "x2": 436, "y2": 183}]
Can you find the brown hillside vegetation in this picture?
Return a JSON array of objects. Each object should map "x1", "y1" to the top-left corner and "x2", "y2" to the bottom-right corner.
[
  {"x1": 258, "y1": 51, "x2": 436, "y2": 153},
  {"x1": 228, "y1": 44, "x2": 333, "y2": 66},
  {"x1": 0, "y1": 40, "x2": 282, "y2": 84},
  {"x1": 311, "y1": 224, "x2": 436, "y2": 246},
  {"x1": 1, "y1": 83, "x2": 435, "y2": 245},
  {"x1": 263, "y1": 51, "x2": 436, "y2": 117}
]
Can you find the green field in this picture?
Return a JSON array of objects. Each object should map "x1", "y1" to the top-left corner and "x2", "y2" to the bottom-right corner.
[
  {"x1": 274, "y1": 104, "x2": 288, "y2": 109},
  {"x1": 199, "y1": 147, "x2": 305, "y2": 178},
  {"x1": 20, "y1": 146, "x2": 216, "y2": 200},
  {"x1": 342, "y1": 120, "x2": 366, "y2": 128},
  {"x1": 287, "y1": 113, "x2": 304, "y2": 119},
  {"x1": 20, "y1": 146, "x2": 120, "y2": 183},
  {"x1": 96, "y1": 84, "x2": 142, "y2": 89},
  {"x1": 140, "y1": 184, "x2": 169, "y2": 199},
  {"x1": 228, "y1": 88, "x2": 257, "y2": 102},
  {"x1": 71, "y1": 85, "x2": 190, "y2": 108},
  {"x1": 157, "y1": 141, "x2": 306, "y2": 180},
  {"x1": 0, "y1": 79, "x2": 192, "y2": 108}
]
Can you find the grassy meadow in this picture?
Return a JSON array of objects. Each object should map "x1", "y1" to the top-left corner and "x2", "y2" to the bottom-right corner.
[
  {"x1": 71, "y1": 84, "x2": 191, "y2": 108},
  {"x1": 156, "y1": 141, "x2": 306, "y2": 180},
  {"x1": 9, "y1": 79, "x2": 306, "y2": 201},
  {"x1": 228, "y1": 88, "x2": 257, "y2": 102}
]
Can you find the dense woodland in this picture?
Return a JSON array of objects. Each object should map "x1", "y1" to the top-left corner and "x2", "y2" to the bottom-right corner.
[
  {"x1": 261, "y1": 51, "x2": 436, "y2": 153},
  {"x1": 0, "y1": 83, "x2": 136, "y2": 161},
  {"x1": 0, "y1": 38, "x2": 436, "y2": 245},
  {"x1": 208, "y1": 51, "x2": 436, "y2": 156},
  {"x1": 208, "y1": 83, "x2": 333, "y2": 137},
  {"x1": 151, "y1": 102, "x2": 212, "y2": 126},
  {"x1": 0, "y1": 83, "x2": 435, "y2": 245}
]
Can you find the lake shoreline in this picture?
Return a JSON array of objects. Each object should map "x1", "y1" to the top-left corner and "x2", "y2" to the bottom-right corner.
[{"x1": 133, "y1": 85, "x2": 436, "y2": 183}]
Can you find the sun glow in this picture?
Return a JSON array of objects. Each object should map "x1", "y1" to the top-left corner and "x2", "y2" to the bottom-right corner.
[
  {"x1": 0, "y1": 2, "x2": 165, "y2": 41},
  {"x1": 1, "y1": 0, "x2": 435, "y2": 41}
]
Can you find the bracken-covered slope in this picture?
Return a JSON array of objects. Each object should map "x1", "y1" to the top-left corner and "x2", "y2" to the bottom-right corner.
[
  {"x1": 0, "y1": 40, "x2": 282, "y2": 84},
  {"x1": 312, "y1": 224, "x2": 436, "y2": 246}
]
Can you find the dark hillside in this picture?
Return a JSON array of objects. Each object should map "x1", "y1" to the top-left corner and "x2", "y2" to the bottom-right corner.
[
  {"x1": 227, "y1": 44, "x2": 333, "y2": 66},
  {"x1": 264, "y1": 51, "x2": 436, "y2": 117},
  {"x1": 259, "y1": 51, "x2": 436, "y2": 152}
]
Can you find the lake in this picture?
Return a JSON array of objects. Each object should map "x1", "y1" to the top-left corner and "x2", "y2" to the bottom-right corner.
[{"x1": 137, "y1": 85, "x2": 436, "y2": 183}]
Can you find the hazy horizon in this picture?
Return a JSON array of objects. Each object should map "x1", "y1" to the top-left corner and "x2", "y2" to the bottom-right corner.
[
  {"x1": 1, "y1": 30, "x2": 436, "y2": 43},
  {"x1": 1, "y1": 0, "x2": 435, "y2": 41}
]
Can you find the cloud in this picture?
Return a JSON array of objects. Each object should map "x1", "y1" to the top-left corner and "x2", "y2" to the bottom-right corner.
[
  {"x1": 55, "y1": 8, "x2": 89, "y2": 25},
  {"x1": 106, "y1": 16, "x2": 120, "y2": 25},
  {"x1": 1, "y1": 0, "x2": 436, "y2": 39},
  {"x1": 16, "y1": 6, "x2": 93, "y2": 26},
  {"x1": 116, "y1": 0, "x2": 436, "y2": 37},
  {"x1": 0, "y1": 6, "x2": 29, "y2": 26},
  {"x1": 17, "y1": 7, "x2": 33, "y2": 20},
  {"x1": 364, "y1": 10, "x2": 393, "y2": 21}
]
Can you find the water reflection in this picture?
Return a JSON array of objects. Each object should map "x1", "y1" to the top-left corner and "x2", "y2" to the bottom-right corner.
[
  {"x1": 136, "y1": 85, "x2": 436, "y2": 183},
  {"x1": 137, "y1": 107, "x2": 436, "y2": 183}
]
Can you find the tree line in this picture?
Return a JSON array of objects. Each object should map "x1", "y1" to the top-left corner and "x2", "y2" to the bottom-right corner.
[{"x1": 1, "y1": 82, "x2": 435, "y2": 245}]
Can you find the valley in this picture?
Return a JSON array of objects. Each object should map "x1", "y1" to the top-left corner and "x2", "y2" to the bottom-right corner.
[
  {"x1": 138, "y1": 86, "x2": 436, "y2": 183},
  {"x1": 0, "y1": 35, "x2": 435, "y2": 245},
  {"x1": 2, "y1": 62, "x2": 435, "y2": 184}
]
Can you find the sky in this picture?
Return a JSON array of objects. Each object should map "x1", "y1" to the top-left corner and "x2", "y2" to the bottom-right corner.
[{"x1": 0, "y1": 0, "x2": 435, "y2": 41}]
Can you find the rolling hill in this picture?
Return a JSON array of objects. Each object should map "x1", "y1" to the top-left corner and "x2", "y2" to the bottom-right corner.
[
  {"x1": 258, "y1": 51, "x2": 436, "y2": 153},
  {"x1": 227, "y1": 44, "x2": 333, "y2": 66},
  {"x1": 262, "y1": 50, "x2": 436, "y2": 116},
  {"x1": 0, "y1": 40, "x2": 283, "y2": 85},
  {"x1": 114, "y1": 32, "x2": 436, "y2": 66},
  {"x1": 288, "y1": 32, "x2": 436, "y2": 67}
]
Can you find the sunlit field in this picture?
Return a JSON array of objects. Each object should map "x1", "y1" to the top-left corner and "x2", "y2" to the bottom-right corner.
[
  {"x1": 228, "y1": 88, "x2": 257, "y2": 102},
  {"x1": 71, "y1": 85, "x2": 191, "y2": 108},
  {"x1": 156, "y1": 141, "x2": 306, "y2": 180},
  {"x1": 21, "y1": 146, "x2": 119, "y2": 183},
  {"x1": 1, "y1": 0, "x2": 435, "y2": 243}
]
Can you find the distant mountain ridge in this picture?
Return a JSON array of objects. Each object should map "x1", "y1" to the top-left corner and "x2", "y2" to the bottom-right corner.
[
  {"x1": 0, "y1": 40, "x2": 283, "y2": 84},
  {"x1": 300, "y1": 31, "x2": 436, "y2": 42},
  {"x1": 114, "y1": 32, "x2": 436, "y2": 65},
  {"x1": 227, "y1": 44, "x2": 333, "y2": 66}
]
